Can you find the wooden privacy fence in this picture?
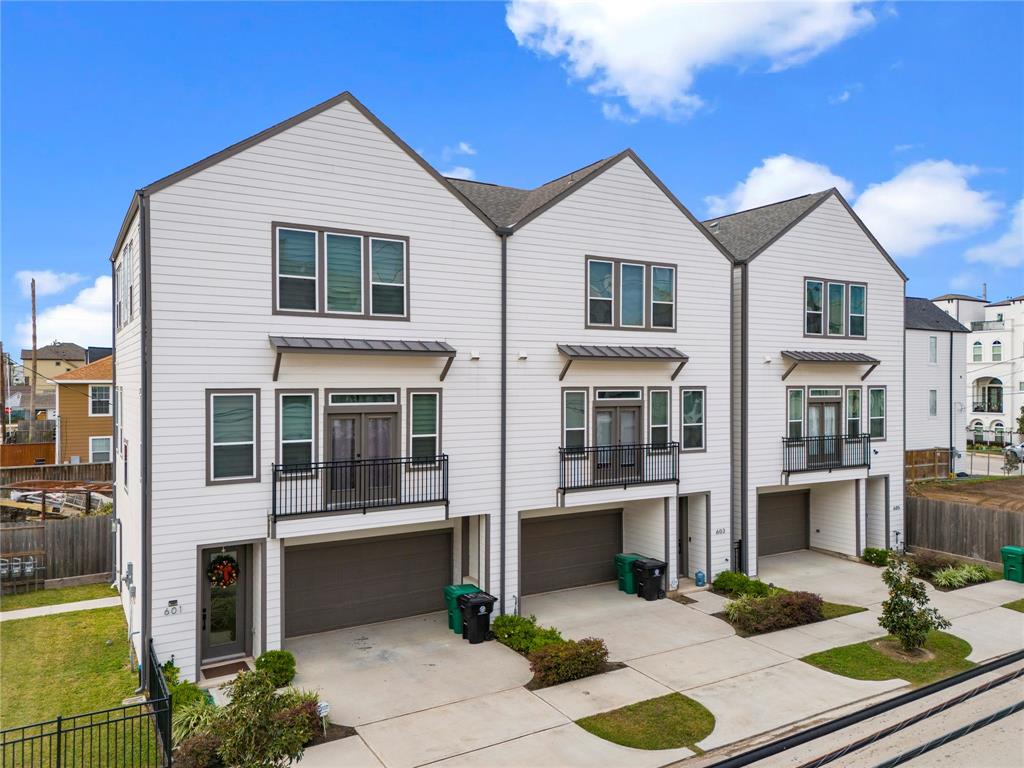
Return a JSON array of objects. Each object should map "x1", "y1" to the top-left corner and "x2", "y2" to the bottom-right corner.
[
  {"x1": 906, "y1": 496, "x2": 1023, "y2": 564},
  {"x1": 904, "y1": 448, "x2": 952, "y2": 482},
  {"x1": 0, "y1": 461, "x2": 112, "y2": 486},
  {"x1": 0, "y1": 443, "x2": 55, "y2": 468},
  {"x1": 0, "y1": 516, "x2": 113, "y2": 580}
]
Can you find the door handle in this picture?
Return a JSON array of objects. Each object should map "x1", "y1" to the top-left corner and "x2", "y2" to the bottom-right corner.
[{"x1": 201, "y1": 608, "x2": 207, "y2": 631}]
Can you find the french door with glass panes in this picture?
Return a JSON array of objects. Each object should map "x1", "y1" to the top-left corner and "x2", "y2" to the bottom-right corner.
[
  {"x1": 594, "y1": 406, "x2": 642, "y2": 485},
  {"x1": 326, "y1": 412, "x2": 398, "y2": 508},
  {"x1": 806, "y1": 401, "x2": 841, "y2": 469}
]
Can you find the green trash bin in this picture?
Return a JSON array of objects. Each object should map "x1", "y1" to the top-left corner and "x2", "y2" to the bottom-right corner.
[
  {"x1": 444, "y1": 584, "x2": 481, "y2": 633},
  {"x1": 1001, "y1": 546, "x2": 1024, "y2": 583},
  {"x1": 615, "y1": 553, "x2": 643, "y2": 595}
]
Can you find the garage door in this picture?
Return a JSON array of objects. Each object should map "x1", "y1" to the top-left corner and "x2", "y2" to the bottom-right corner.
[
  {"x1": 284, "y1": 529, "x2": 452, "y2": 637},
  {"x1": 758, "y1": 491, "x2": 809, "y2": 556},
  {"x1": 521, "y1": 509, "x2": 622, "y2": 595}
]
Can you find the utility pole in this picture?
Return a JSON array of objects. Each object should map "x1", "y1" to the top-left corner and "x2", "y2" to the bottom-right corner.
[
  {"x1": 0, "y1": 340, "x2": 6, "y2": 445},
  {"x1": 29, "y1": 278, "x2": 37, "y2": 443}
]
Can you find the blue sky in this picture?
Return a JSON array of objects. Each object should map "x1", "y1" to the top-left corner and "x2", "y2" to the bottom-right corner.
[{"x1": 2, "y1": 1, "x2": 1021, "y2": 351}]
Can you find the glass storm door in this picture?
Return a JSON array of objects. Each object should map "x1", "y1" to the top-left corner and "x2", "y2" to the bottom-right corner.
[
  {"x1": 595, "y1": 406, "x2": 642, "y2": 484},
  {"x1": 807, "y1": 402, "x2": 840, "y2": 468},
  {"x1": 201, "y1": 546, "x2": 248, "y2": 662}
]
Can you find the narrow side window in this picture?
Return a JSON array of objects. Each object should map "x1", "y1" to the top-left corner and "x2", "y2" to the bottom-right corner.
[
  {"x1": 868, "y1": 387, "x2": 886, "y2": 440},
  {"x1": 651, "y1": 267, "x2": 675, "y2": 329},
  {"x1": 370, "y1": 238, "x2": 407, "y2": 317},
  {"x1": 827, "y1": 282, "x2": 845, "y2": 335},
  {"x1": 649, "y1": 390, "x2": 669, "y2": 446},
  {"x1": 681, "y1": 389, "x2": 705, "y2": 450},
  {"x1": 325, "y1": 234, "x2": 363, "y2": 314},
  {"x1": 788, "y1": 389, "x2": 804, "y2": 439},
  {"x1": 276, "y1": 228, "x2": 318, "y2": 311},
  {"x1": 279, "y1": 393, "x2": 314, "y2": 465},
  {"x1": 805, "y1": 280, "x2": 823, "y2": 334},
  {"x1": 848, "y1": 284, "x2": 865, "y2": 337},
  {"x1": 563, "y1": 391, "x2": 586, "y2": 450},
  {"x1": 410, "y1": 392, "x2": 439, "y2": 459},
  {"x1": 845, "y1": 388, "x2": 860, "y2": 436},
  {"x1": 587, "y1": 260, "x2": 614, "y2": 326},
  {"x1": 620, "y1": 263, "x2": 645, "y2": 328}
]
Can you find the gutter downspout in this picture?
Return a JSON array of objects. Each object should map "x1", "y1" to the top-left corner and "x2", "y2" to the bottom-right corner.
[
  {"x1": 949, "y1": 332, "x2": 954, "y2": 476},
  {"x1": 740, "y1": 263, "x2": 749, "y2": 574},
  {"x1": 498, "y1": 228, "x2": 511, "y2": 615},
  {"x1": 139, "y1": 191, "x2": 153, "y2": 684}
]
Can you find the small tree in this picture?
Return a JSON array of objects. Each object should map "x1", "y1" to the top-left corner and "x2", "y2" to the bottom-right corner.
[
  {"x1": 879, "y1": 557, "x2": 950, "y2": 652},
  {"x1": 216, "y1": 670, "x2": 314, "y2": 768}
]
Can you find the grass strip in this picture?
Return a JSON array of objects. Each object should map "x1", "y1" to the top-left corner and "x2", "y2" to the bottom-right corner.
[
  {"x1": 0, "y1": 583, "x2": 116, "y2": 612},
  {"x1": 577, "y1": 693, "x2": 714, "y2": 752}
]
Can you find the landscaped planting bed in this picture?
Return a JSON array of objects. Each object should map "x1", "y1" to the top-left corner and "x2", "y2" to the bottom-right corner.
[
  {"x1": 802, "y1": 630, "x2": 974, "y2": 687},
  {"x1": 577, "y1": 693, "x2": 715, "y2": 752},
  {"x1": 491, "y1": 614, "x2": 619, "y2": 689},
  {"x1": 906, "y1": 551, "x2": 1001, "y2": 591}
]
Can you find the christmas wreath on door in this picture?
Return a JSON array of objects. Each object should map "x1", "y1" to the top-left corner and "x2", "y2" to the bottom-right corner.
[{"x1": 207, "y1": 554, "x2": 239, "y2": 589}]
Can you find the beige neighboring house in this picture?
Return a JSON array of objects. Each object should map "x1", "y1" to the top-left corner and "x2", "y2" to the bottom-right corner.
[
  {"x1": 54, "y1": 355, "x2": 113, "y2": 464},
  {"x1": 20, "y1": 342, "x2": 87, "y2": 392}
]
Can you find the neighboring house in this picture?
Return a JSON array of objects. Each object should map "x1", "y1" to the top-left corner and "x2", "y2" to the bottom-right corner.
[
  {"x1": 705, "y1": 190, "x2": 907, "y2": 574},
  {"x1": 54, "y1": 355, "x2": 114, "y2": 464},
  {"x1": 86, "y1": 346, "x2": 114, "y2": 364},
  {"x1": 109, "y1": 91, "x2": 735, "y2": 681},
  {"x1": 904, "y1": 297, "x2": 969, "y2": 475},
  {"x1": 935, "y1": 293, "x2": 1024, "y2": 443},
  {"x1": 19, "y1": 342, "x2": 87, "y2": 391}
]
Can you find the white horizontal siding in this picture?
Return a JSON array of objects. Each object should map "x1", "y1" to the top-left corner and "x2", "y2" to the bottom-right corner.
[
  {"x1": 809, "y1": 480, "x2": 857, "y2": 556},
  {"x1": 622, "y1": 498, "x2": 666, "y2": 561},
  {"x1": 906, "y1": 329, "x2": 966, "y2": 460}
]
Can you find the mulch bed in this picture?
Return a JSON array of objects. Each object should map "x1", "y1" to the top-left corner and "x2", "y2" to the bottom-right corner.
[
  {"x1": 308, "y1": 723, "x2": 357, "y2": 746},
  {"x1": 668, "y1": 593, "x2": 696, "y2": 605}
]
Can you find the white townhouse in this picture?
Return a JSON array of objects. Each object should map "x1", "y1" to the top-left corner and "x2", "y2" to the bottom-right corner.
[
  {"x1": 109, "y1": 92, "x2": 733, "y2": 682},
  {"x1": 934, "y1": 294, "x2": 1024, "y2": 444},
  {"x1": 904, "y1": 297, "x2": 969, "y2": 475},
  {"x1": 705, "y1": 190, "x2": 907, "y2": 575}
]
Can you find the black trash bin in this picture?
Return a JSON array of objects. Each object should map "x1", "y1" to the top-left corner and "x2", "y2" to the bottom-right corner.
[
  {"x1": 631, "y1": 558, "x2": 667, "y2": 601},
  {"x1": 457, "y1": 590, "x2": 498, "y2": 644}
]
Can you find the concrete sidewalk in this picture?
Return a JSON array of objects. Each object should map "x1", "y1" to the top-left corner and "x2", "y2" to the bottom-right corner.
[{"x1": 0, "y1": 596, "x2": 121, "y2": 622}]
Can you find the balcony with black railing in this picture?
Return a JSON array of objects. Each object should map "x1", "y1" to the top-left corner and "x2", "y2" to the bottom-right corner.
[
  {"x1": 782, "y1": 434, "x2": 871, "y2": 473},
  {"x1": 272, "y1": 455, "x2": 448, "y2": 520},
  {"x1": 558, "y1": 442, "x2": 679, "y2": 492},
  {"x1": 973, "y1": 400, "x2": 1004, "y2": 413}
]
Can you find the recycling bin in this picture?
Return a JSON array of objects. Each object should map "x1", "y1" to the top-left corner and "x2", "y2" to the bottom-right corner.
[
  {"x1": 615, "y1": 553, "x2": 643, "y2": 594},
  {"x1": 444, "y1": 584, "x2": 481, "y2": 633},
  {"x1": 1001, "y1": 545, "x2": 1024, "y2": 583},
  {"x1": 457, "y1": 590, "x2": 498, "y2": 644},
  {"x1": 631, "y1": 558, "x2": 667, "y2": 601}
]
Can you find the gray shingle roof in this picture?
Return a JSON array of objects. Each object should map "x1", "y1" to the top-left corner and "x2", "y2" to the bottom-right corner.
[
  {"x1": 20, "y1": 342, "x2": 86, "y2": 361},
  {"x1": 448, "y1": 156, "x2": 617, "y2": 229},
  {"x1": 986, "y1": 295, "x2": 1024, "y2": 307},
  {"x1": 781, "y1": 350, "x2": 880, "y2": 363},
  {"x1": 702, "y1": 191, "x2": 832, "y2": 261},
  {"x1": 905, "y1": 298, "x2": 969, "y2": 333}
]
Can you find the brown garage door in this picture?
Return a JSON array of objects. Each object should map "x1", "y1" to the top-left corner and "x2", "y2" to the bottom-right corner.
[
  {"x1": 521, "y1": 509, "x2": 622, "y2": 595},
  {"x1": 284, "y1": 529, "x2": 452, "y2": 637},
  {"x1": 758, "y1": 491, "x2": 809, "y2": 556}
]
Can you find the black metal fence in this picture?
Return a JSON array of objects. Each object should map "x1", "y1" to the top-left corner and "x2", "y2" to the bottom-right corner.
[
  {"x1": 782, "y1": 434, "x2": 871, "y2": 473},
  {"x1": 272, "y1": 454, "x2": 449, "y2": 519},
  {"x1": 0, "y1": 643, "x2": 171, "y2": 767},
  {"x1": 558, "y1": 442, "x2": 679, "y2": 492}
]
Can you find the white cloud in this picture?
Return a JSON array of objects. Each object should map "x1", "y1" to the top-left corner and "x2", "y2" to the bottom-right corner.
[
  {"x1": 949, "y1": 271, "x2": 979, "y2": 292},
  {"x1": 855, "y1": 160, "x2": 1002, "y2": 257},
  {"x1": 456, "y1": 141, "x2": 476, "y2": 156},
  {"x1": 442, "y1": 166, "x2": 476, "y2": 181},
  {"x1": 828, "y1": 82, "x2": 861, "y2": 105},
  {"x1": 704, "y1": 154, "x2": 854, "y2": 218},
  {"x1": 506, "y1": 0, "x2": 875, "y2": 120},
  {"x1": 15, "y1": 276, "x2": 111, "y2": 349},
  {"x1": 441, "y1": 141, "x2": 477, "y2": 161},
  {"x1": 892, "y1": 143, "x2": 917, "y2": 154},
  {"x1": 964, "y1": 199, "x2": 1023, "y2": 268},
  {"x1": 601, "y1": 102, "x2": 639, "y2": 124},
  {"x1": 14, "y1": 270, "x2": 85, "y2": 298}
]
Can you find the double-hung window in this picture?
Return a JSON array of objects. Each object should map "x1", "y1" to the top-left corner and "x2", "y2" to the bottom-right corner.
[
  {"x1": 928, "y1": 336, "x2": 938, "y2": 364},
  {"x1": 992, "y1": 341, "x2": 1002, "y2": 362},
  {"x1": 928, "y1": 389, "x2": 938, "y2": 417},
  {"x1": 651, "y1": 267, "x2": 675, "y2": 329},
  {"x1": 587, "y1": 260, "x2": 614, "y2": 325},
  {"x1": 848, "y1": 284, "x2": 865, "y2": 337},
  {"x1": 370, "y1": 238, "x2": 407, "y2": 317},
  {"x1": 89, "y1": 385, "x2": 111, "y2": 416},
  {"x1": 805, "y1": 280, "x2": 824, "y2": 334},
  {"x1": 827, "y1": 282, "x2": 845, "y2": 335},
  {"x1": 585, "y1": 257, "x2": 675, "y2": 329},
  {"x1": 115, "y1": 263, "x2": 124, "y2": 328},
  {"x1": 325, "y1": 234, "x2": 363, "y2": 314},
  {"x1": 563, "y1": 391, "x2": 586, "y2": 451},
  {"x1": 649, "y1": 390, "x2": 670, "y2": 447},
  {"x1": 973, "y1": 341, "x2": 983, "y2": 362},
  {"x1": 279, "y1": 393, "x2": 315, "y2": 466},
  {"x1": 868, "y1": 387, "x2": 886, "y2": 440},
  {"x1": 620, "y1": 263, "x2": 645, "y2": 328},
  {"x1": 681, "y1": 389, "x2": 705, "y2": 451},
  {"x1": 208, "y1": 391, "x2": 258, "y2": 483},
  {"x1": 409, "y1": 391, "x2": 439, "y2": 460},
  {"x1": 89, "y1": 436, "x2": 112, "y2": 463},
  {"x1": 788, "y1": 389, "x2": 804, "y2": 439},
  {"x1": 276, "y1": 228, "x2": 318, "y2": 312},
  {"x1": 846, "y1": 388, "x2": 861, "y2": 436}
]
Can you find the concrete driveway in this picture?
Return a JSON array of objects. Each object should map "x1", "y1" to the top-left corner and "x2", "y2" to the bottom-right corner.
[{"x1": 758, "y1": 550, "x2": 890, "y2": 606}]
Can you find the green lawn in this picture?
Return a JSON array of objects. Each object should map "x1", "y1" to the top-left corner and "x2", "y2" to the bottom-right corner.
[
  {"x1": 0, "y1": 606, "x2": 138, "y2": 728},
  {"x1": 577, "y1": 694, "x2": 715, "y2": 752},
  {"x1": 0, "y1": 582, "x2": 116, "y2": 612},
  {"x1": 821, "y1": 602, "x2": 868, "y2": 620},
  {"x1": 1003, "y1": 598, "x2": 1024, "y2": 613},
  {"x1": 802, "y1": 631, "x2": 974, "y2": 687}
]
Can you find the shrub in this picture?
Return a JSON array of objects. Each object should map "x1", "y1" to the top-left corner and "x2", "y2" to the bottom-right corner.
[
  {"x1": 933, "y1": 563, "x2": 991, "y2": 589},
  {"x1": 217, "y1": 669, "x2": 313, "y2": 768},
  {"x1": 174, "y1": 732, "x2": 223, "y2": 768},
  {"x1": 276, "y1": 687, "x2": 320, "y2": 710},
  {"x1": 528, "y1": 637, "x2": 608, "y2": 688},
  {"x1": 725, "y1": 591, "x2": 823, "y2": 634},
  {"x1": 172, "y1": 681, "x2": 208, "y2": 710},
  {"x1": 255, "y1": 650, "x2": 296, "y2": 687},
  {"x1": 862, "y1": 547, "x2": 891, "y2": 567},
  {"x1": 172, "y1": 699, "x2": 220, "y2": 748},
  {"x1": 909, "y1": 551, "x2": 955, "y2": 580},
  {"x1": 492, "y1": 614, "x2": 564, "y2": 654},
  {"x1": 712, "y1": 570, "x2": 774, "y2": 598},
  {"x1": 275, "y1": 699, "x2": 322, "y2": 746},
  {"x1": 162, "y1": 659, "x2": 181, "y2": 688},
  {"x1": 880, "y1": 557, "x2": 950, "y2": 651}
]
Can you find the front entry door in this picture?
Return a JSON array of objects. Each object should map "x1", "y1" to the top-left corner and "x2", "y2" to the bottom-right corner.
[
  {"x1": 326, "y1": 412, "x2": 397, "y2": 507},
  {"x1": 201, "y1": 546, "x2": 250, "y2": 662},
  {"x1": 595, "y1": 406, "x2": 641, "y2": 484},
  {"x1": 807, "y1": 402, "x2": 840, "y2": 469}
]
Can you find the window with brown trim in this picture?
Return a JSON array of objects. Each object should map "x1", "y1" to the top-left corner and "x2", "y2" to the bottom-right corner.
[
  {"x1": 649, "y1": 389, "x2": 670, "y2": 446},
  {"x1": 804, "y1": 277, "x2": 867, "y2": 338},
  {"x1": 681, "y1": 388, "x2": 705, "y2": 451},
  {"x1": 408, "y1": 390, "x2": 440, "y2": 460},
  {"x1": 207, "y1": 390, "x2": 260, "y2": 484},
  {"x1": 586, "y1": 257, "x2": 676, "y2": 330}
]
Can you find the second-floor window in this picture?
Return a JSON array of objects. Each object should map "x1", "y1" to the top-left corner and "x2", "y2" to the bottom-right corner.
[
  {"x1": 649, "y1": 389, "x2": 669, "y2": 446},
  {"x1": 274, "y1": 225, "x2": 409, "y2": 319},
  {"x1": 846, "y1": 388, "x2": 860, "y2": 435},
  {"x1": 788, "y1": 388, "x2": 804, "y2": 438},
  {"x1": 992, "y1": 341, "x2": 1002, "y2": 362},
  {"x1": 681, "y1": 388, "x2": 705, "y2": 451},
  {"x1": 208, "y1": 390, "x2": 258, "y2": 483},
  {"x1": 805, "y1": 278, "x2": 866, "y2": 337},
  {"x1": 929, "y1": 336, "x2": 937, "y2": 364},
  {"x1": 868, "y1": 387, "x2": 886, "y2": 440},
  {"x1": 563, "y1": 390, "x2": 587, "y2": 450},
  {"x1": 586, "y1": 257, "x2": 675, "y2": 330},
  {"x1": 279, "y1": 392, "x2": 315, "y2": 465},
  {"x1": 973, "y1": 341, "x2": 983, "y2": 362},
  {"x1": 409, "y1": 391, "x2": 440, "y2": 459},
  {"x1": 89, "y1": 385, "x2": 111, "y2": 416}
]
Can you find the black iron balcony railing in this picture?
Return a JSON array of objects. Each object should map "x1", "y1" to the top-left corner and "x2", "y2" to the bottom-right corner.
[
  {"x1": 558, "y1": 442, "x2": 679, "y2": 492},
  {"x1": 973, "y1": 401, "x2": 1004, "y2": 413},
  {"x1": 783, "y1": 434, "x2": 871, "y2": 473},
  {"x1": 272, "y1": 455, "x2": 448, "y2": 520}
]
